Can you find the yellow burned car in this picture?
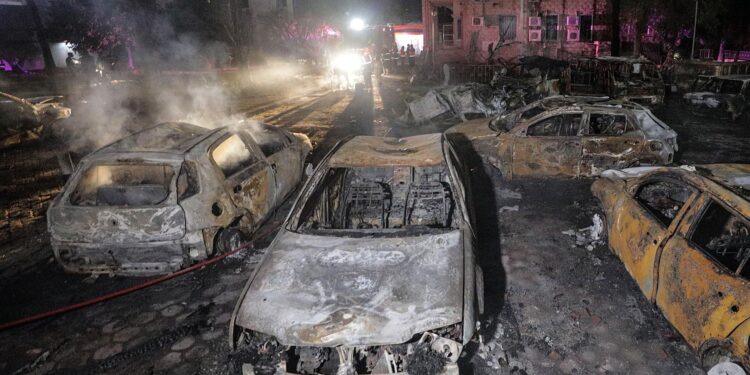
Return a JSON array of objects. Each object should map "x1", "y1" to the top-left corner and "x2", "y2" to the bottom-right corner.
[
  {"x1": 592, "y1": 164, "x2": 750, "y2": 369},
  {"x1": 446, "y1": 96, "x2": 677, "y2": 179}
]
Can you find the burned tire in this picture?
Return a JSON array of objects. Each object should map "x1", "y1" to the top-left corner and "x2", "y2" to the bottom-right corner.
[{"x1": 214, "y1": 228, "x2": 245, "y2": 255}]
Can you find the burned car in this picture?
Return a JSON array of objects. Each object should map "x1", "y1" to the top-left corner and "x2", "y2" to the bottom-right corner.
[
  {"x1": 0, "y1": 91, "x2": 71, "y2": 138},
  {"x1": 683, "y1": 75, "x2": 750, "y2": 121},
  {"x1": 567, "y1": 56, "x2": 665, "y2": 105},
  {"x1": 592, "y1": 164, "x2": 750, "y2": 369},
  {"x1": 230, "y1": 134, "x2": 483, "y2": 374},
  {"x1": 47, "y1": 122, "x2": 311, "y2": 275},
  {"x1": 446, "y1": 97, "x2": 677, "y2": 178}
]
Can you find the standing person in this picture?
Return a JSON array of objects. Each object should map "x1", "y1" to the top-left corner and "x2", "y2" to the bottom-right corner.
[
  {"x1": 408, "y1": 44, "x2": 416, "y2": 67},
  {"x1": 399, "y1": 46, "x2": 406, "y2": 72},
  {"x1": 362, "y1": 50, "x2": 373, "y2": 88}
]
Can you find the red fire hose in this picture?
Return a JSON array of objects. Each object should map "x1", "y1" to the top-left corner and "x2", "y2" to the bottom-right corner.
[{"x1": 0, "y1": 222, "x2": 282, "y2": 332}]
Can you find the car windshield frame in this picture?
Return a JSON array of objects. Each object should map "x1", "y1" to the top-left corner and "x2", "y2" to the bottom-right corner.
[{"x1": 287, "y1": 164, "x2": 460, "y2": 237}]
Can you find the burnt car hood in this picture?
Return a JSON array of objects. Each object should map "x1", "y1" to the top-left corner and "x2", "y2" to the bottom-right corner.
[{"x1": 234, "y1": 229, "x2": 464, "y2": 347}]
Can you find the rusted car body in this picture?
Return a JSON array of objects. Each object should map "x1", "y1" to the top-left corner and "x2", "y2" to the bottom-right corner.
[
  {"x1": 683, "y1": 75, "x2": 750, "y2": 121},
  {"x1": 0, "y1": 91, "x2": 71, "y2": 137},
  {"x1": 593, "y1": 164, "x2": 750, "y2": 368},
  {"x1": 47, "y1": 122, "x2": 311, "y2": 275},
  {"x1": 446, "y1": 96, "x2": 677, "y2": 178},
  {"x1": 566, "y1": 56, "x2": 665, "y2": 105},
  {"x1": 230, "y1": 134, "x2": 483, "y2": 375}
]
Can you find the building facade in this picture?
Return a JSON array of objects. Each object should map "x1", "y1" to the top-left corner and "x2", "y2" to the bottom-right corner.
[{"x1": 423, "y1": 0, "x2": 610, "y2": 64}]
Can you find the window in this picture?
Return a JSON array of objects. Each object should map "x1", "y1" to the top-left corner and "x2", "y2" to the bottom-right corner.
[
  {"x1": 70, "y1": 164, "x2": 174, "y2": 206},
  {"x1": 691, "y1": 200, "x2": 750, "y2": 277},
  {"x1": 177, "y1": 162, "x2": 199, "y2": 201},
  {"x1": 635, "y1": 180, "x2": 692, "y2": 226},
  {"x1": 247, "y1": 127, "x2": 290, "y2": 157},
  {"x1": 499, "y1": 15, "x2": 517, "y2": 40},
  {"x1": 211, "y1": 134, "x2": 259, "y2": 177},
  {"x1": 521, "y1": 105, "x2": 544, "y2": 120},
  {"x1": 720, "y1": 80, "x2": 743, "y2": 95},
  {"x1": 579, "y1": 15, "x2": 593, "y2": 41},
  {"x1": 587, "y1": 113, "x2": 629, "y2": 136},
  {"x1": 526, "y1": 114, "x2": 582, "y2": 136},
  {"x1": 544, "y1": 15, "x2": 559, "y2": 41}
]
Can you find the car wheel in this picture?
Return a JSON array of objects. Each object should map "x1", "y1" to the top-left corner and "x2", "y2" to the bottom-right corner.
[
  {"x1": 702, "y1": 344, "x2": 737, "y2": 370},
  {"x1": 214, "y1": 228, "x2": 246, "y2": 255}
]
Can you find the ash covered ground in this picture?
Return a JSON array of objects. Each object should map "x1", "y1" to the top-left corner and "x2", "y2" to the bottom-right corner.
[{"x1": 0, "y1": 72, "x2": 749, "y2": 375}]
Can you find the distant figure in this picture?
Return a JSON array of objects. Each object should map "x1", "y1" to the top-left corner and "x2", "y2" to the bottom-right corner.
[
  {"x1": 399, "y1": 46, "x2": 406, "y2": 70},
  {"x1": 408, "y1": 44, "x2": 416, "y2": 67},
  {"x1": 65, "y1": 52, "x2": 77, "y2": 71}
]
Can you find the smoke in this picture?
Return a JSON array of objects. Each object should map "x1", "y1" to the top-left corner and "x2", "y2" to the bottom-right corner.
[{"x1": 50, "y1": 2, "x2": 319, "y2": 154}]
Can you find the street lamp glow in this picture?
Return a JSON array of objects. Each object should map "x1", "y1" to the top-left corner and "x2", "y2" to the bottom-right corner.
[{"x1": 349, "y1": 18, "x2": 366, "y2": 31}]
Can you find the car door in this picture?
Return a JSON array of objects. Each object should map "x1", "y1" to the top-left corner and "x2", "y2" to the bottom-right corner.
[
  {"x1": 445, "y1": 141, "x2": 481, "y2": 343},
  {"x1": 611, "y1": 177, "x2": 698, "y2": 299},
  {"x1": 655, "y1": 194, "x2": 750, "y2": 349},
  {"x1": 510, "y1": 113, "x2": 583, "y2": 177},
  {"x1": 210, "y1": 132, "x2": 276, "y2": 227},
  {"x1": 580, "y1": 111, "x2": 645, "y2": 176},
  {"x1": 246, "y1": 128, "x2": 304, "y2": 205}
]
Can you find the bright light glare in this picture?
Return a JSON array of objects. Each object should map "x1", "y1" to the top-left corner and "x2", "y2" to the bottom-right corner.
[
  {"x1": 349, "y1": 18, "x2": 366, "y2": 31},
  {"x1": 331, "y1": 52, "x2": 363, "y2": 73}
]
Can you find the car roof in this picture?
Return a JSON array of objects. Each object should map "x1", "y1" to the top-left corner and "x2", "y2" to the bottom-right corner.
[
  {"x1": 595, "y1": 55, "x2": 654, "y2": 64},
  {"x1": 713, "y1": 75, "x2": 750, "y2": 82},
  {"x1": 95, "y1": 122, "x2": 220, "y2": 155},
  {"x1": 696, "y1": 164, "x2": 750, "y2": 199},
  {"x1": 328, "y1": 134, "x2": 446, "y2": 168}
]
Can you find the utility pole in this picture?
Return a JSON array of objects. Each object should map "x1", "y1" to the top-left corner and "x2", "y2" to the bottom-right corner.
[
  {"x1": 611, "y1": 0, "x2": 621, "y2": 56},
  {"x1": 690, "y1": 0, "x2": 698, "y2": 59}
]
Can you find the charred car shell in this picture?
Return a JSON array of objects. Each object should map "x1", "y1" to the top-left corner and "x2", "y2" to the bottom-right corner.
[
  {"x1": 446, "y1": 96, "x2": 677, "y2": 178},
  {"x1": 592, "y1": 164, "x2": 750, "y2": 369},
  {"x1": 683, "y1": 75, "x2": 750, "y2": 122},
  {"x1": 230, "y1": 134, "x2": 482, "y2": 374},
  {"x1": 0, "y1": 91, "x2": 71, "y2": 138},
  {"x1": 47, "y1": 122, "x2": 311, "y2": 276}
]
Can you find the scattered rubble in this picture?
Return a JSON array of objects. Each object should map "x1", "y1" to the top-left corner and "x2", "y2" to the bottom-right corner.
[{"x1": 562, "y1": 214, "x2": 605, "y2": 251}]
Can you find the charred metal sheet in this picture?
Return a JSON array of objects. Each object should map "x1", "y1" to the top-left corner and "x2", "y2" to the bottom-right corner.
[
  {"x1": 593, "y1": 165, "x2": 750, "y2": 368},
  {"x1": 235, "y1": 230, "x2": 463, "y2": 347},
  {"x1": 0, "y1": 92, "x2": 71, "y2": 137},
  {"x1": 328, "y1": 134, "x2": 445, "y2": 167},
  {"x1": 47, "y1": 122, "x2": 310, "y2": 275}
]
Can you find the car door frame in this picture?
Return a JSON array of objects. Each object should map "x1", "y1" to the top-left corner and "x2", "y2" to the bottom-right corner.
[
  {"x1": 654, "y1": 191, "x2": 750, "y2": 349},
  {"x1": 509, "y1": 112, "x2": 584, "y2": 178},
  {"x1": 208, "y1": 132, "x2": 277, "y2": 230},
  {"x1": 443, "y1": 139, "x2": 481, "y2": 345},
  {"x1": 580, "y1": 109, "x2": 647, "y2": 176},
  {"x1": 243, "y1": 128, "x2": 304, "y2": 206},
  {"x1": 611, "y1": 175, "x2": 700, "y2": 300}
]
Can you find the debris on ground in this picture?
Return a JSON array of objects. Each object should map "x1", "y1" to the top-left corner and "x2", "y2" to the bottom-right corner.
[
  {"x1": 405, "y1": 342, "x2": 447, "y2": 375},
  {"x1": 562, "y1": 214, "x2": 605, "y2": 251}
]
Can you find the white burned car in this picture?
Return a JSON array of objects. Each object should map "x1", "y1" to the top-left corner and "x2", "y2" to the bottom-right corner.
[
  {"x1": 230, "y1": 134, "x2": 483, "y2": 375},
  {"x1": 47, "y1": 122, "x2": 311, "y2": 275}
]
